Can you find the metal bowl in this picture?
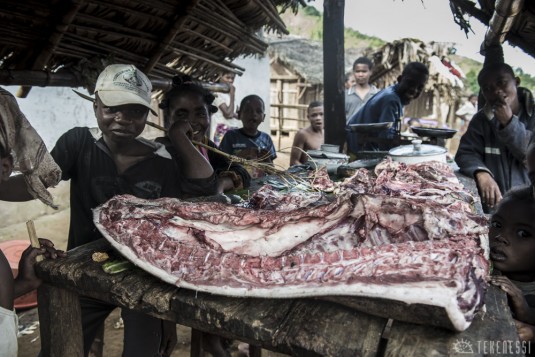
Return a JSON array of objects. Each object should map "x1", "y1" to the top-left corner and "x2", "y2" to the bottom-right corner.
[
  {"x1": 348, "y1": 122, "x2": 393, "y2": 133},
  {"x1": 411, "y1": 127, "x2": 457, "y2": 139}
]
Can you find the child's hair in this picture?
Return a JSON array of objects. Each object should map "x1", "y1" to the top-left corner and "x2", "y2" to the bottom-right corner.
[
  {"x1": 238, "y1": 95, "x2": 264, "y2": 113},
  {"x1": 477, "y1": 62, "x2": 515, "y2": 86},
  {"x1": 401, "y1": 62, "x2": 429, "y2": 78},
  {"x1": 353, "y1": 57, "x2": 373, "y2": 70},
  {"x1": 308, "y1": 101, "x2": 323, "y2": 111},
  {"x1": 501, "y1": 185, "x2": 535, "y2": 205},
  {"x1": 159, "y1": 75, "x2": 218, "y2": 128}
]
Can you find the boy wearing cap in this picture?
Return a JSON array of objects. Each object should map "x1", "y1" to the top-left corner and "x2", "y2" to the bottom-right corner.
[{"x1": 0, "y1": 64, "x2": 216, "y2": 357}]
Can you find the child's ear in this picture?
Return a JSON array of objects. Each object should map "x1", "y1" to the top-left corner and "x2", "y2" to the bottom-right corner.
[
  {"x1": 515, "y1": 76, "x2": 521, "y2": 87},
  {"x1": 1, "y1": 155, "x2": 13, "y2": 182},
  {"x1": 397, "y1": 75, "x2": 402, "y2": 83}
]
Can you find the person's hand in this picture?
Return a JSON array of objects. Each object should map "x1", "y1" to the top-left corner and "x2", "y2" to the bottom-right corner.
[
  {"x1": 16, "y1": 238, "x2": 66, "y2": 291},
  {"x1": 491, "y1": 276, "x2": 531, "y2": 319},
  {"x1": 492, "y1": 98, "x2": 514, "y2": 127},
  {"x1": 159, "y1": 320, "x2": 177, "y2": 357},
  {"x1": 168, "y1": 120, "x2": 193, "y2": 141},
  {"x1": 475, "y1": 171, "x2": 502, "y2": 208},
  {"x1": 514, "y1": 319, "x2": 535, "y2": 343}
]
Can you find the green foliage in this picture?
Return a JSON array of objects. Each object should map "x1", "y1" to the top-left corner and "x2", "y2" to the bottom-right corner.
[
  {"x1": 464, "y1": 70, "x2": 480, "y2": 95},
  {"x1": 303, "y1": 6, "x2": 321, "y2": 17},
  {"x1": 515, "y1": 68, "x2": 535, "y2": 92}
]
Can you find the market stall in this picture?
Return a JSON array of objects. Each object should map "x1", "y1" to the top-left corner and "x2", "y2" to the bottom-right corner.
[{"x1": 36, "y1": 239, "x2": 520, "y2": 357}]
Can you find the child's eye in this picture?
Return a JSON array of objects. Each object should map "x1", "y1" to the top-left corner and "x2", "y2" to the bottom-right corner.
[{"x1": 517, "y1": 229, "x2": 532, "y2": 239}]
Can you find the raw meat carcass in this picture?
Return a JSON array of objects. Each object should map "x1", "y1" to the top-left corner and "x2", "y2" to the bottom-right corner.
[{"x1": 94, "y1": 181, "x2": 489, "y2": 331}]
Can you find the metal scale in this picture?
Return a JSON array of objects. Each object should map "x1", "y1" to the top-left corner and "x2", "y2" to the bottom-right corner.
[{"x1": 348, "y1": 119, "x2": 456, "y2": 160}]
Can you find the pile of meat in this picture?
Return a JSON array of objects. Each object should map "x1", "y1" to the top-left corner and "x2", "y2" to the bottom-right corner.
[{"x1": 94, "y1": 158, "x2": 489, "y2": 331}]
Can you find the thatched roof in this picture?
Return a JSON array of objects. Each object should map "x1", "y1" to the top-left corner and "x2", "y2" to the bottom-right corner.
[
  {"x1": 0, "y1": 0, "x2": 304, "y2": 93},
  {"x1": 268, "y1": 36, "x2": 364, "y2": 85},
  {"x1": 367, "y1": 38, "x2": 464, "y2": 103},
  {"x1": 450, "y1": 0, "x2": 535, "y2": 58}
]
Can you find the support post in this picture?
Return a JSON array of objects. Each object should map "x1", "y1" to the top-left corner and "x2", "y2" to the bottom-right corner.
[{"x1": 323, "y1": 0, "x2": 346, "y2": 151}]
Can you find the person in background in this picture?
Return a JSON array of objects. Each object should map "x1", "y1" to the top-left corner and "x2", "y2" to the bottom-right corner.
[
  {"x1": 344, "y1": 71, "x2": 356, "y2": 90},
  {"x1": 210, "y1": 71, "x2": 240, "y2": 146},
  {"x1": 455, "y1": 60, "x2": 535, "y2": 213},
  {"x1": 345, "y1": 57, "x2": 379, "y2": 122},
  {"x1": 0, "y1": 64, "x2": 217, "y2": 357},
  {"x1": 290, "y1": 101, "x2": 324, "y2": 166},
  {"x1": 0, "y1": 87, "x2": 65, "y2": 357},
  {"x1": 219, "y1": 95, "x2": 276, "y2": 178},
  {"x1": 158, "y1": 75, "x2": 251, "y2": 194},
  {"x1": 346, "y1": 62, "x2": 429, "y2": 154},
  {"x1": 455, "y1": 94, "x2": 478, "y2": 135},
  {"x1": 489, "y1": 184, "x2": 535, "y2": 346}
]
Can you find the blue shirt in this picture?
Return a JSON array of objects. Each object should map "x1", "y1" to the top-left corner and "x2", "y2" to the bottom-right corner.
[
  {"x1": 346, "y1": 85, "x2": 403, "y2": 153},
  {"x1": 219, "y1": 129, "x2": 277, "y2": 161}
]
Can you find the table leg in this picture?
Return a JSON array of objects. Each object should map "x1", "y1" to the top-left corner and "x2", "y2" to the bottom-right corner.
[
  {"x1": 37, "y1": 283, "x2": 83, "y2": 357},
  {"x1": 190, "y1": 328, "x2": 205, "y2": 357}
]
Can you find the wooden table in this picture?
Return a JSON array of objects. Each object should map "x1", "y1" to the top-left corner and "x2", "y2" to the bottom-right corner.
[{"x1": 36, "y1": 238, "x2": 523, "y2": 357}]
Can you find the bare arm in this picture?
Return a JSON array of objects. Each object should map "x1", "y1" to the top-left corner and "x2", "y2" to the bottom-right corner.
[
  {"x1": 168, "y1": 120, "x2": 214, "y2": 178},
  {"x1": 218, "y1": 85, "x2": 236, "y2": 119},
  {"x1": 289, "y1": 131, "x2": 306, "y2": 166},
  {"x1": 0, "y1": 174, "x2": 35, "y2": 202}
]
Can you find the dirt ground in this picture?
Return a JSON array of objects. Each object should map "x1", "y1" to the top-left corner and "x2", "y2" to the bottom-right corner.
[{"x1": 5, "y1": 134, "x2": 294, "y2": 357}]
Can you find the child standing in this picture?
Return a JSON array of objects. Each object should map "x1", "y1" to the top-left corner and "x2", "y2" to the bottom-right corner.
[
  {"x1": 219, "y1": 95, "x2": 276, "y2": 178},
  {"x1": 345, "y1": 57, "x2": 378, "y2": 122},
  {"x1": 210, "y1": 71, "x2": 240, "y2": 146},
  {"x1": 489, "y1": 184, "x2": 535, "y2": 345},
  {"x1": 290, "y1": 101, "x2": 324, "y2": 166}
]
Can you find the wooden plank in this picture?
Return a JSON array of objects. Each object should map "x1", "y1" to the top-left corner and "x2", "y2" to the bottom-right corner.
[
  {"x1": 37, "y1": 283, "x2": 83, "y2": 357},
  {"x1": 384, "y1": 286, "x2": 523, "y2": 357}
]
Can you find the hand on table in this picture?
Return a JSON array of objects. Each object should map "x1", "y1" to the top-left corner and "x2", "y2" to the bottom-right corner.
[
  {"x1": 475, "y1": 171, "x2": 502, "y2": 208},
  {"x1": 514, "y1": 319, "x2": 535, "y2": 343},
  {"x1": 491, "y1": 276, "x2": 531, "y2": 320}
]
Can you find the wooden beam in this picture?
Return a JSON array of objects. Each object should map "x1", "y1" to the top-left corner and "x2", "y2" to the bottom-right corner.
[
  {"x1": 143, "y1": 0, "x2": 199, "y2": 74},
  {"x1": 323, "y1": 0, "x2": 346, "y2": 150}
]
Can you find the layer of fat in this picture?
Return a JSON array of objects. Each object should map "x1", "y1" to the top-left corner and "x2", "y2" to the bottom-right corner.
[{"x1": 97, "y1": 219, "x2": 471, "y2": 332}]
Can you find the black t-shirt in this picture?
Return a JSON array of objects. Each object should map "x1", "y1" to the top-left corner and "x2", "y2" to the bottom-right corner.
[{"x1": 51, "y1": 127, "x2": 216, "y2": 249}]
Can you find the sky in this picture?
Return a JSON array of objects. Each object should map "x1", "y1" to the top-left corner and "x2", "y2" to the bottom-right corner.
[{"x1": 308, "y1": 0, "x2": 535, "y2": 76}]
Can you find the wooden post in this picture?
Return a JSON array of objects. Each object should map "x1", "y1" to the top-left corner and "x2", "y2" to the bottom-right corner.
[
  {"x1": 38, "y1": 284, "x2": 83, "y2": 357},
  {"x1": 323, "y1": 0, "x2": 346, "y2": 151}
]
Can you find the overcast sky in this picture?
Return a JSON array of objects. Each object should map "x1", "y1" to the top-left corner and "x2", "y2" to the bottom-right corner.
[{"x1": 308, "y1": 0, "x2": 535, "y2": 76}]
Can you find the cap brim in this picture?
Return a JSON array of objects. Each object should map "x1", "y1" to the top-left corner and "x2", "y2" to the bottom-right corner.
[
  {"x1": 72, "y1": 89, "x2": 95, "y2": 102},
  {"x1": 73, "y1": 89, "x2": 158, "y2": 116},
  {"x1": 98, "y1": 90, "x2": 158, "y2": 116}
]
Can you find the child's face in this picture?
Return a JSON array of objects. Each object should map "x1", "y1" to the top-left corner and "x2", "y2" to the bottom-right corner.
[
  {"x1": 489, "y1": 196, "x2": 535, "y2": 275},
  {"x1": 221, "y1": 73, "x2": 235, "y2": 84},
  {"x1": 353, "y1": 64, "x2": 371, "y2": 85},
  {"x1": 239, "y1": 98, "x2": 265, "y2": 132},
  {"x1": 397, "y1": 72, "x2": 428, "y2": 105},
  {"x1": 94, "y1": 96, "x2": 148, "y2": 144},
  {"x1": 307, "y1": 106, "x2": 324, "y2": 131},
  {"x1": 168, "y1": 92, "x2": 210, "y2": 142},
  {"x1": 479, "y1": 70, "x2": 518, "y2": 110}
]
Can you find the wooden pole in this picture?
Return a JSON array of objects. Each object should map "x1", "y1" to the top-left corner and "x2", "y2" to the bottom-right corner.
[
  {"x1": 26, "y1": 220, "x2": 43, "y2": 262},
  {"x1": 323, "y1": 0, "x2": 345, "y2": 151}
]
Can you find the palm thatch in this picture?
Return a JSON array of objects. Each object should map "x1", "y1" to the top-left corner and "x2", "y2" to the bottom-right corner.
[
  {"x1": 268, "y1": 36, "x2": 364, "y2": 85},
  {"x1": 0, "y1": 0, "x2": 305, "y2": 93}
]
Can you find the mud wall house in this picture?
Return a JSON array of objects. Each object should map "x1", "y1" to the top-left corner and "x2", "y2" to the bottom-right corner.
[{"x1": 267, "y1": 37, "x2": 363, "y2": 142}]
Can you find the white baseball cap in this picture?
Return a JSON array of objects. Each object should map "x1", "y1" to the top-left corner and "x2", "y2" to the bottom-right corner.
[{"x1": 93, "y1": 64, "x2": 157, "y2": 115}]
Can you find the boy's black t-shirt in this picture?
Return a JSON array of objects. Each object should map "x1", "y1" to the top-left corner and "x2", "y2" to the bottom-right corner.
[{"x1": 51, "y1": 127, "x2": 216, "y2": 250}]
